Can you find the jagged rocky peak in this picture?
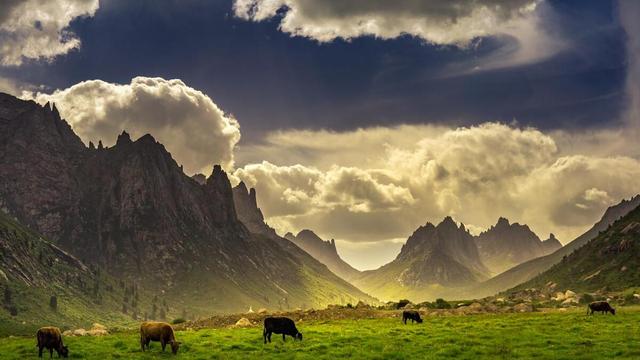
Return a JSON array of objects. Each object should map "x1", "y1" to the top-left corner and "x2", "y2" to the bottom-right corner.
[
  {"x1": 541, "y1": 233, "x2": 562, "y2": 253},
  {"x1": 284, "y1": 232, "x2": 296, "y2": 241},
  {"x1": 476, "y1": 217, "x2": 550, "y2": 275},
  {"x1": 232, "y1": 180, "x2": 269, "y2": 235},
  {"x1": 116, "y1": 130, "x2": 133, "y2": 146},
  {"x1": 296, "y1": 229, "x2": 336, "y2": 249}
]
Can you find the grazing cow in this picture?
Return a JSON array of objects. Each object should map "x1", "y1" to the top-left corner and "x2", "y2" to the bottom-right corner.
[
  {"x1": 402, "y1": 310, "x2": 423, "y2": 324},
  {"x1": 36, "y1": 327, "x2": 68, "y2": 358},
  {"x1": 587, "y1": 301, "x2": 616, "y2": 315},
  {"x1": 140, "y1": 321, "x2": 181, "y2": 354},
  {"x1": 263, "y1": 317, "x2": 303, "y2": 343}
]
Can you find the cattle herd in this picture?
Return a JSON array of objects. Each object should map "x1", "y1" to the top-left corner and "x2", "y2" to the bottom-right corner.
[{"x1": 34, "y1": 301, "x2": 617, "y2": 357}]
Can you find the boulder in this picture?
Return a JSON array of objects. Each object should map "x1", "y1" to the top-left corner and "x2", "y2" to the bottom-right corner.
[
  {"x1": 562, "y1": 298, "x2": 578, "y2": 306},
  {"x1": 62, "y1": 330, "x2": 73, "y2": 337},
  {"x1": 257, "y1": 308, "x2": 268, "y2": 314},
  {"x1": 234, "y1": 318, "x2": 252, "y2": 327},
  {"x1": 91, "y1": 323, "x2": 106, "y2": 331},
  {"x1": 633, "y1": 294, "x2": 640, "y2": 299},
  {"x1": 513, "y1": 303, "x2": 533, "y2": 313},
  {"x1": 564, "y1": 290, "x2": 576, "y2": 298},
  {"x1": 72, "y1": 329, "x2": 87, "y2": 336},
  {"x1": 553, "y1": 292, "x2": 566, "y2": 301}
]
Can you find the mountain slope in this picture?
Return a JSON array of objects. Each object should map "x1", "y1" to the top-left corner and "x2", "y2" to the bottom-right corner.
[
  {"x1": 232, "y1": 182, "x2": 376, "y2": 304},
  {"x1": 0, "y1": 93, "x2": 374, "y2": 315},
  {"x1": 512, "y1": 203, "x2": 640, "y2": 293},
  {"x1": 475, "y1": 217, "x2": 561, "y2": 275},
  {"x1": 353, "y1": 217, "x2": 490, "y2": 302},
  {"x1": 469, "y1": 195, "x2": 640, "y2": 298},
  {"x1": 284, "y1": 230, "x2": 361, "y2": 281},
  {"x1": 0, "y1": 210, "x2": 134, "y2": 336}
]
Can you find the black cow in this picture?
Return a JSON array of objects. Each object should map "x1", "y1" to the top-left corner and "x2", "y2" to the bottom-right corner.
[
  {"x1": 587, "y1": 301, "x2": 616, "y2": 315},
  {"x1": 263, "y1": 317, "x2": 302, "y2": 343},
  {"x1": 402, "y1": 310, "x2": 423, "y2": 324}
]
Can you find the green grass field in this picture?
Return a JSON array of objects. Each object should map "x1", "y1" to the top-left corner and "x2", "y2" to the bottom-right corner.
[{"x1": 1, "y1": 307, "x2": 639, "y2": 359}]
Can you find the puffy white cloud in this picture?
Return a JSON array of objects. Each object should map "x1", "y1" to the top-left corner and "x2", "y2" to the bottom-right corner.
[
  {"x1": 0, "y1": 0, "x2": 99, "y2": 66},
  {"x1": 25, "y1": 77, "x2": 241, "y2": 174},
  {"x1": 233, "y1": 161, "x2": 413, "y2": 216},
  {"x1": 233, "y1": 0, "x2": 539, "y2": 45},
  {"x1": 234, "y1": 123, "x2": 640, "y2": 255}
]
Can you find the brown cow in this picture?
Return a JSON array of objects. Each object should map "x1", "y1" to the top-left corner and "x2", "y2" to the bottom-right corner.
[
  {"x1": 36, "y1": 327, "x2": 68, "y2": 358},
  {"x1": 140, "y1": 321, "x2": 181, "y2": 354}
]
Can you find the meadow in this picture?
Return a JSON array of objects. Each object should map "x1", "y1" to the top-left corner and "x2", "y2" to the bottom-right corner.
[{"x1": 1, "y1": 307, "x2": 639, "y2": 359}]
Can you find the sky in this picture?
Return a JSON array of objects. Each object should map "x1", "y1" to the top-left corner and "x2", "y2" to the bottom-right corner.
[{"x1": 1, "y1": 0, "x2": 639, "y2": 270}]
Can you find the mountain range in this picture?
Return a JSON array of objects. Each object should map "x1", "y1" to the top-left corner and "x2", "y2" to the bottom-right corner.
[
  {"x1": 0, "y1": 93, "x2": 374, "y2": 328},
  {"x1": 349, "y1": 215, "x2": 565, "y2": 301}
]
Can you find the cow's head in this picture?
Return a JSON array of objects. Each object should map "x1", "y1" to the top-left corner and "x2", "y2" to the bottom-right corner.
[
  {"x1": 296, "y1": 332, "x2": 303, "y2": 341},
  {"x1": 59, "y1": 345, "x2": 69, "y2": 358},
  {"x1": 417, "y1": 318, "x2": 423, "y2": 323},
  {"x1": 170, "y1": 340, "x2": 181, "y2": 354},
  {"x1": 610, "y1": 308, "x2": 616, "y2": 315}
]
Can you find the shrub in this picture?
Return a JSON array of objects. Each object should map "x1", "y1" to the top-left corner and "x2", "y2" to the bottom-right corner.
[
  {"x1": 581, "y1": 293, "x2": 594, "y2": 304},
  {"x1": 435, "y1": 298, "x2": 451, "y2": 309},
  {"x1": 49, "y1": 295, "x2": 58, "y2": 311},
  {"x1": 396, "y1": 299, "x2": 411, "y2": 309},
  {"x1": 172, "y1": 318, "x2": 186, "y2": 325}
]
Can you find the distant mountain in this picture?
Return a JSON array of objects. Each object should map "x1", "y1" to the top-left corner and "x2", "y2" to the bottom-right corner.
[
  {"x1": 0, "y1": 92, "x2": 374, "y2": 316},
  {"x1": 512, "y1": 202, "x2": 640, "y2": 293},
  {"x1": 541, "y1": 233, "x2": 562, "y2": 254},
  {"x1": 284, "y1": 230, "x2": 361, "y2": 281},
  {"x1": 0, "y1": 210, "x2": 132, "y2": 336},
  {"x1": 475, "y1": 217, "x2": 561, "y2": 275},
  {"x1": 469, "y1": 195, "x2": 640, "y2": 298},
  {"x1": 353, "y1": 217, "x2": 490, "y2": 302}
]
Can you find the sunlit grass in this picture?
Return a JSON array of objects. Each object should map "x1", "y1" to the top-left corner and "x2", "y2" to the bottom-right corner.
[{"x1": 1, "y1": 307, "x2": 639, "y2": 359}]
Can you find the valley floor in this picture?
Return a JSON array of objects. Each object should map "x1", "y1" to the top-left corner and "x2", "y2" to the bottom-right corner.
[{"x1": 1, "y1": 307, "x2": 639, "y2": 359}]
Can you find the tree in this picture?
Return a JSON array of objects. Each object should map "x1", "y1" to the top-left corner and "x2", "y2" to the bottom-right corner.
[{"x1": 49, "y1": 295, "x2": 58, "y2": 312}]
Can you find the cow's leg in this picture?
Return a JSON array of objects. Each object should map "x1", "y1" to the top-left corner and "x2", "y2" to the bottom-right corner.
[
  {"x1": 161, "y1": 339, "x2": 167, "y2": 352},
  {"x1": 403, "y1": 317, "x2": 406, "y2": 324},
  {"x1": 268, "y1": 332, "x2": 272, "y2": 343},
  {"x1": 263, "y1": 329, "x2": 267, "y2": 344},
  {"x1": 140, "y1": 336, "x2": 145, "y2": 351},
  {"x1": 49, "y1": 348, "x2": 53, "y2": 358},
  {"x1": 38, "y1": 346, "x2": 43, "y2": 358},
  {"x1": 283, "y1": 334, "x2": 286, "y2": 341}
]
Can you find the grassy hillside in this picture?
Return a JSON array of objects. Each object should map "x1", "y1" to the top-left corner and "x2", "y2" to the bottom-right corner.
[
  {"x1": 0, "y1": 211, "x2": 144, "y2": 336},
  {"x1": 513, "y1": 204, "x2": 640, "y2": 293},
  {"x1": 1, "y1": 308, "x2": 639, "y2": 359}
]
